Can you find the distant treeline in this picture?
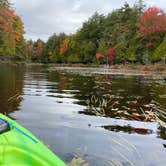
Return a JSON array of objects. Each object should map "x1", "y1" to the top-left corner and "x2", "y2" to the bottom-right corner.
[{"x1": 0, "y1": 0, "x2": 166, "y2": 64}]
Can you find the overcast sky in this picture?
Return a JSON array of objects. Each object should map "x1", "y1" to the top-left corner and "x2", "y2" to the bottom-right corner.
[{"x1": 11, "y1": 0, "x2": 166, "y2": 41}]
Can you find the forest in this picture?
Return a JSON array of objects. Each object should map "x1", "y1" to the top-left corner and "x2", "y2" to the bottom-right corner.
[{"x1": 0, "y1": 0, "x2": 166, "y2": 64}]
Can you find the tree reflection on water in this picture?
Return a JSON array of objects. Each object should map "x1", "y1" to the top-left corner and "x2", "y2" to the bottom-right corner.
[{"x1": 0, "y1": 65, "x2": 25, "y2": 114}]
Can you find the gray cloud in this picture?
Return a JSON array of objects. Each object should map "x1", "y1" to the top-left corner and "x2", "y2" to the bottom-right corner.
[{"x1": 11, "y1": 0, "x2": 166, "y2": 41}]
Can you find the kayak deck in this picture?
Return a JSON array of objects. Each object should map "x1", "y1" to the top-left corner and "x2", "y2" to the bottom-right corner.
[{"x1": 0, "y1": 114, "x2": 66, "y2": 166}]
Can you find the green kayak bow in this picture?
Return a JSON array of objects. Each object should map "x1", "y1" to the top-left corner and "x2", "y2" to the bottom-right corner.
[{"x1": 0, "y1": 113, "x2": 67, "y2": 166}]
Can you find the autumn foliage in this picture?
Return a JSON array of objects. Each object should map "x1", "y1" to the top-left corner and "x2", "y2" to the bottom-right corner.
[
  {"x1": 107, "y1": 47, "x2": 116, "y2": 62},
  {"x1": 0, "y1": 8, "x2": 14, "y2": 33},
  {"x1": 96, "y1": 53, "x2": 104, "y2": 59},
  {"x1": 26, "y1": 40, "x2": 44, "y2": 58},
  {"x1": 60, "y1": 39, "x2": 69, "y2": 55},
  {"x1": 96, "y1": 47, "x2": 116, "y2": 64},
  {"x1": 146, "y1": 42, "x2": 153, "y2": 48},
  {"x1": 27, "y1": 44, "x2": 33, "y2": 54},
  {"x1": 136, "y1": 7, "x2": 166, "y2": 38},
  {"x1": 0, "y1": 2, "x2": 24, "y2": 56},
  {"x1": 34, "y1": 40, "x2": 44, "y2": 57},
  {"x1": 0, "y1": 1, "x2": 165, "y2": 64}
]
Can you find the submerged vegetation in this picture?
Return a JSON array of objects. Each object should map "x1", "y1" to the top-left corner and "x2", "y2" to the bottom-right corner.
[
  {"x1": 0, "y1": 0, "x2": 166, "y2": 64},
  {"x1": 86, "y1": 95, "x2": 166, "y2": 127},
  {"x1": 68, "y1": 157, "x2": 89, "y2": 166}
]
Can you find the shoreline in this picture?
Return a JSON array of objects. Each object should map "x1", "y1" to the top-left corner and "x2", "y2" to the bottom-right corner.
[
  {"x1": 0, "y1": 62, "x2": 166, "y2": 77},
  {"x1": 48, "y1": 65, "x2": 166, "y2": 78}
]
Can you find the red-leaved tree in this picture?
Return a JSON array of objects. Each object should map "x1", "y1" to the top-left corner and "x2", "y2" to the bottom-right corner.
[
  {"x1": 107, "y1": 47, "x2": 116, "y2": 63},
  {"x1": 136, "y1": 7, "x2": 166, "y2": 38},
  {"x1": 96, "y1": 53, "x2": 104, "y2": 59},
  {"x1": 96, "y1": 47, "x2": 116, "y2": 65}
]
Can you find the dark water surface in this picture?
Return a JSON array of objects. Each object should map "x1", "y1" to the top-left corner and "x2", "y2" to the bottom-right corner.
[{"x1": 0, "y1": 65, "x2": 166, "y2": 166}]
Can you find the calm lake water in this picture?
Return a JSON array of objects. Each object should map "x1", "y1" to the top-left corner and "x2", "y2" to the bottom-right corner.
[{"x1": 0, "y1": 65, "x2": 166, "y2": 166}]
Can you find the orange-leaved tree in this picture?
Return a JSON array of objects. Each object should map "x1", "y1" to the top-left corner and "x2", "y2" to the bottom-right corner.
[
  {"x1": 96, "y1": 53, "x2": 104, "y2": 59},
  {"x1": 0, "y1": 1, "x2": 24, "y2": 56},
  {"x1": 60, "y1": 39, "x2": 69, "y2": 56},
  {"x1": 34, "y1": 40, "x2": 44, "y2": 57}
]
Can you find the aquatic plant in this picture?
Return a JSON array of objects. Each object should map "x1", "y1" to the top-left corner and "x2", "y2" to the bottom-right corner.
[
  {"x1": 86, "y1": 95, "x2": 118, "y2": 117},
  {"x1": 142, "y1": 106, "x2": 165, "y2": 123},
  {"x1": 86, "y1": 95, "x2": 166, "y2": 125},
  {"x1": 68, "y1": 157, "x2": 89, "y2": 166}
]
